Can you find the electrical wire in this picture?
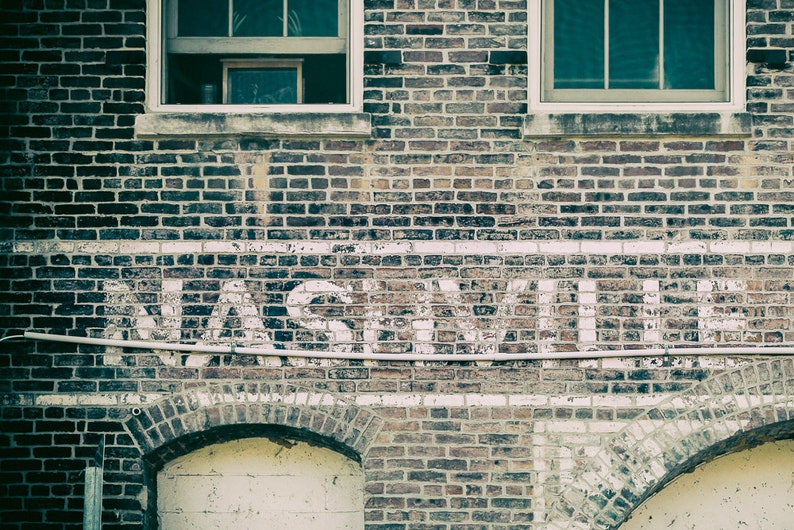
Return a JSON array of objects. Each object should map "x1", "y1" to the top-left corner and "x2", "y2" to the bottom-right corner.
[{"x1": 13, "y1": 331, "x2": 794, "y2": 362}]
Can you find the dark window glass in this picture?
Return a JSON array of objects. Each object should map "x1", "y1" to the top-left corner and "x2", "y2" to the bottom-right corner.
[
  {"x1": 233, "y1": 0, "x2": 283, "y2": 36},
  {"x1": 664, "y1": 0, "x2": 715, "y2": 89},
  {"x1": 227, "y1": 68, "x2": 299, "y2": 104},
  {"x1": 609, "y1": 0, "x2": 659, "y2": 89},
  {"x1": 178, "y1": 0, "x2": 228, "y2": 36},
  {"x1": 166, "y1": 54, "x2": 347, "y2": 105},
  {"x1": 553, "y1": 0, "x2": 605, "y2": 89},
  {"x1": 165, "y1": 0, "x2": 347, "y2": 105},
  {"x1": 288, "y1": 0, "x2": 339, "y2": 36}
]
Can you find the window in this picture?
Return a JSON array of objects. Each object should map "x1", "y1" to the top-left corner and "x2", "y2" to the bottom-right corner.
[
  {"x1": 529, "y1": 0, "x2": 745, "y2": 111},
  {"x1": 147, "y1": 0, "x2": 363, "y2": 112}
]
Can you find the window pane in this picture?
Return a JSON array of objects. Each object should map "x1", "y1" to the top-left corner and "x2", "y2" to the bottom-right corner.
[
  {"x1": 227, "y1": 68, "x2": 299, "y2": 104},
  {"x1": 162, "y1": 0, "x2": 350, "y2": 106},
  {"x1": 177, "y1": 0, "x2": 229, "y2": 37},
  {"x1": 553, "y1": 0, "x2": 605, "y2": 89},
  {"x1": 288, "y1": 0, "x2": 338, "y2": 37},
  {"x1": 303, "y1": 55, "x2": 347, "y2": 104},
  {"x1": 166, "y1": 54, "x2": 223, "y2": 103},
  {"x1": 663, "y1": 0, "x2": 715, "y2": 89},
  {"x1": 233, "y1": 0, "x2": 283, "y2": 36},
  {"x1": 609, "y1": 0, "x2": 659, "y2": 89},
  {"x1": 166, "y1": 53, "x2": 348, "y2": 105}
]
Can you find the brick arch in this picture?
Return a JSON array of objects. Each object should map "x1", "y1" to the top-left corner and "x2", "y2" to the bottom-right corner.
[
  {"x1": 544, "y1": 357, "x2": 794, "y2": 529},
  {"x1": 124, "y1": 382, "x2": 384, "y2": 466}
]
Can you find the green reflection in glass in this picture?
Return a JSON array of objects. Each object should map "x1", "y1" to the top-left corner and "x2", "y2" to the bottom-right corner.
[
  {"x1": 554, "y1": 0, "x2": 605, "y2": 89},
  {"x1": 233, "y1": 0, "x2": 283, "y2": 36},
  {"x1": 664, "y1": 0, "x2": 715, "y2": 89},
  {"x1": 288, "y1": 0, "x2": 338, "y2": 37},
  {"x1": 609, "y1": 0, "x2": 659, "y2": 89},
  {"x1": 177, "y1": 0, "x2": 228, "y2": 36}
]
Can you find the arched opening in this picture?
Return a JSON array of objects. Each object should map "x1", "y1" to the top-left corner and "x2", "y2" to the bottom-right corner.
[
  {"x1": 543, "y1": 359, "x2": 794, "y2": 528},
  {"x1": 620, "y1": 439, "x2": 794, "y2": 529},
  {"x1": 145, "y1": 425, "x2": 364, "y2": 530}
]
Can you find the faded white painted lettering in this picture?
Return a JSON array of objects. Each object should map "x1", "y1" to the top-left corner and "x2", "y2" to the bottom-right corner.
[{"x1": 102, "y1": 274, "x2": 760, "y2": 359}]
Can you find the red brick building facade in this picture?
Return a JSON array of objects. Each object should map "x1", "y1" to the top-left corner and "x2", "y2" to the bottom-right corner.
[{"x1": 2, "y1": 0, "x2": 794, "y2": 528}]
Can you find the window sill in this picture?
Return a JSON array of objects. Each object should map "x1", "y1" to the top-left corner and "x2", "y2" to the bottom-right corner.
[
  {"x1": 524, "y1": 112, "x2": 752, "y2": 138},
  {"x1": 134, "y1": 112, "x2": 373, "y2": 139}
]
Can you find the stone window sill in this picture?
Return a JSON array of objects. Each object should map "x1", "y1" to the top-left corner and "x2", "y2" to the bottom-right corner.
[
  {"x1": 134, "y1": 112, "x2": 373, "y2": 139},
  {"x1": 524, "y1": 112, "x2": 752, "y2": 137}
]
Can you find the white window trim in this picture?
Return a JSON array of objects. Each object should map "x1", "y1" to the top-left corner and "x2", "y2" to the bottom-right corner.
[
  {"x1": 144, "y1": 0, "x2": 365, "y2": 114},
  {"x1": 527, "y1": 0, "x2": 746, "y2": 113}
]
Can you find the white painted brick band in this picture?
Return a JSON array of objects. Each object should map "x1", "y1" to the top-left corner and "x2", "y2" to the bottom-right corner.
[{"x1": 14, "y1": 240, "x2": 794, "y2": 255}]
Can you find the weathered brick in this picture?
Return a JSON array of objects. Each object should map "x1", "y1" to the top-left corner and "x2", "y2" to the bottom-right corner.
[{"x1": 2, "y1": 2, "x2": 794, "y2": 529}]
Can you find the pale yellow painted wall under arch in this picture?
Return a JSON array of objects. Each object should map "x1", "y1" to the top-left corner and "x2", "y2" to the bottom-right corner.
[
  {"x1": 621, "y1": 439, "x2": 794, "y2": 530},
  {"x1": 156, "y1": 437, "x2": 363, "y2": 530}
]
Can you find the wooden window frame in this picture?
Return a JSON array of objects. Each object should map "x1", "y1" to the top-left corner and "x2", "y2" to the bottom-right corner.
[
  {"x1": 145, "y1": 0, "x2": 364, "y2": 113},
  {"x1": 528, "y1": 0, "x2": 746, "y2": 112}
]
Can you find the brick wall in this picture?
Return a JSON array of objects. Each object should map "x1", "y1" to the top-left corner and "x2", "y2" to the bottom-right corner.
[{"x1": 2, "y1": 0, "x2": 794, "y2": 529}]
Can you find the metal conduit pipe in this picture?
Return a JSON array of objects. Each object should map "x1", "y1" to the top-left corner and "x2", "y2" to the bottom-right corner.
[{"x1": 8, "y1": 331, "x2": 794, "y2": 362}]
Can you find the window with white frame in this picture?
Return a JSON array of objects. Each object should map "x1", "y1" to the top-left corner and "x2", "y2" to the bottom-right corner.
[
  {"x1": 530, "y1": 0, "x2": 745, "y2": 109},
  {"x1": 150, "y1": 0, "x2": 360, "y2": 110}
]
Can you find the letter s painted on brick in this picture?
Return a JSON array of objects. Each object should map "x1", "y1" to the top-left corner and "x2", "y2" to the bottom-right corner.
[{"x1": 286, "y1": 280, "x2": 362, "y2": 356}]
